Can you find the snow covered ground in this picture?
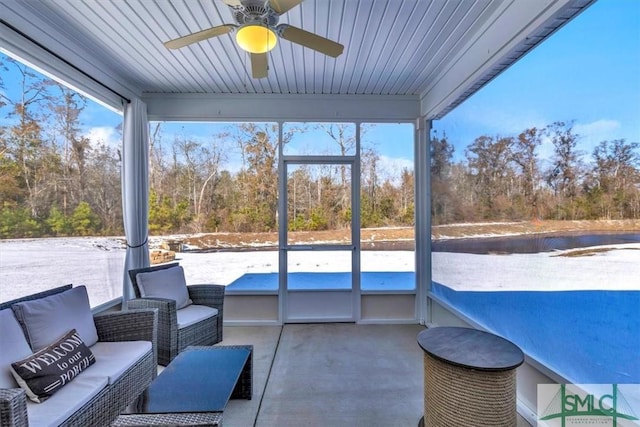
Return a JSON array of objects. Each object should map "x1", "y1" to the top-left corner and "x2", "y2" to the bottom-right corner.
[
  {"x1": 432, "y1": 244, "x2": 640, "y2": 291},
  {"x1": 0, "y1": 237, "x2": 639, "y2": 306},
  {"x1": 3, "y1": 236, "x2": 638, "y2": 409}
]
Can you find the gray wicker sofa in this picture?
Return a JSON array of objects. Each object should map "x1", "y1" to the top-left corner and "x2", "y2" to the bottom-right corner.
[{"x1": 0, "y1": 285, "x2": 157, "y2": 427}]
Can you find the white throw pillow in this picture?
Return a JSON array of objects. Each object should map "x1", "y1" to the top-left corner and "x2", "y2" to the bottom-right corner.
[
  {"x1": 136, "y1": 266, "x2": 192, "y2": 309},
  {"x1": 0, "y1": 308, "x2": 34, "y2": 388},
  {"x1": 11, "y1": 286, "x2": 99, "y2": 352}
]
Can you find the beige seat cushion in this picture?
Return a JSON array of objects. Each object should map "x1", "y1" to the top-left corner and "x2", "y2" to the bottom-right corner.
[
  {"x1": 26, "y1": 373, "x2": 108, "y2": 427},
  {"x1": 177, "y1": 305, "x2": 218, "y2": 329},
  {"x1": 88, "y1": 341, "x2": 153, "y2": 384}
]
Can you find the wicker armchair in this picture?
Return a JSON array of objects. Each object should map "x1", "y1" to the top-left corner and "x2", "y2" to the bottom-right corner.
[{"x1": 127, "y1": 263, "x2": 224, "y2": 366}]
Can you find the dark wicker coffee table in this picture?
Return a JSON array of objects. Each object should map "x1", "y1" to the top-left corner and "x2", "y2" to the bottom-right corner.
[{"x1": 113, "y1": 345, "x2": 252, "y2": 426}]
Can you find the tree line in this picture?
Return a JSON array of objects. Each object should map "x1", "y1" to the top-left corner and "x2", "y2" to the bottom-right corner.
[
  {"x1": 431, "y1": 124, "x2": 640, "y2": 223},
  {"x1": 146, "y1": 122, "x2": 414, "y2": 234},
  {"x1": 1, "y1": 58, "x2": 122, "y2": 237},
  {"x1": 1, "y1": 57, "x2": 639, "y2": 239}
]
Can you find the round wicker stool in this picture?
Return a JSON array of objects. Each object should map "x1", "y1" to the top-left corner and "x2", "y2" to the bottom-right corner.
[{"x1": 417, "y1": 327, "x2": 524, "y2": 427}]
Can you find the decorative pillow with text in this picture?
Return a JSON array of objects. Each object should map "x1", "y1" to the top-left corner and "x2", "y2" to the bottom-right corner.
[{"x1": 10, "y1": 329, "x2": 96, "y2": 403}]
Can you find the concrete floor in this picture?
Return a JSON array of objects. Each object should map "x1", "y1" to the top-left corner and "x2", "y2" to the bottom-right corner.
[{"x1": 218, "y1": 324, "x2": 532, "y2": 427}]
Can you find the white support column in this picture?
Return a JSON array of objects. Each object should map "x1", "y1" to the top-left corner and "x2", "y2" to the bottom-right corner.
[
  {"x1": 277, "y1": 122, "x2": 286, "y2": 325},
  {"x1": 414, "y1": 118, "x2": 432, "y2": 324},
  {"x1": 353, "y1": 122, "x2": 362, "y2": 322}
]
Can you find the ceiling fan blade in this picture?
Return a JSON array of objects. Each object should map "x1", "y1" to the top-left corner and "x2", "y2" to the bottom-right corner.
[
  {"x1": 278, "y1": 25, "x2": 343, "y2": 58},
  {"x1": 269, "y1": 0, "x2": 303, "y2": 15},
  {"x1": 164, "y1": 25, "x2": 235, "y2": 49},
  {"x1": 251, "y1": 53, "x2": 268, "y2": 79},
  {"x1": 221, "y1": 0, "x2": 243, "y2": 6}
]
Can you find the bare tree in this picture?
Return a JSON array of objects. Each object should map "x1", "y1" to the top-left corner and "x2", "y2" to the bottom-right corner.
[
  {"x1": 430, "y1": 131, "x2": 455, "y2": 224},
  {"x1": 318, "y1": 123, "x2": 355, "y2": 215},
  {"x1": 589, "y1": 139, "x2": 640, "y2": 219},
  {"x1": 172, "y1": 132, "x2": 224, "y2": 232},
  {"x1": 49, "y1": 86, "x2": 89, "y2": 209},
  {"x1": 545, "y1": 121, "x2": 582, "y2": 219},
  {"x1": 87, "y1": 142, "x2": 122, "y2": 233},
  {"x1": 465, "y1": 135, "x2": 515, "y2": 219},
  {"x1": 512, "y1": 127, "x2": 542, "y2": 218},
  {"x1": 399, "y1": 167, "x2": 414, "y2": 224},
  {"x1": 3, "y1": 59, "x2": 55, "y2": 218}
]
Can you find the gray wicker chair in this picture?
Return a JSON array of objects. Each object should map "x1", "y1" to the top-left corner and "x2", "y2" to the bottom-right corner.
[{"x1": 127, "y1": 263, "x2": 224, "y2": 366}]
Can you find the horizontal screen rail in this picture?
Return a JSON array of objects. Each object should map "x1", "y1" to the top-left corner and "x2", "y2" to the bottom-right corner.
[{"x1": 283, "y1": 245, "x2": 356, "y2": 251}]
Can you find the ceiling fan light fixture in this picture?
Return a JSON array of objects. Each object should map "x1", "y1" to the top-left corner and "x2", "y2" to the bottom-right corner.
[{"x1": 236, "y1": 24, "x2": 277, "y2": 54}]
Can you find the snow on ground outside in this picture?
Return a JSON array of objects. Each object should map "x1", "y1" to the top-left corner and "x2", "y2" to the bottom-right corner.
[{"x1": 0, "y1": 237, "x2": 638, "y2": 306}]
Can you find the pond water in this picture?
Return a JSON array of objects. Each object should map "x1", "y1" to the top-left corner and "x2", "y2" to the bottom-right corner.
[{"x1": 432, "y1": 232, "x2": 640, "y2": 254}]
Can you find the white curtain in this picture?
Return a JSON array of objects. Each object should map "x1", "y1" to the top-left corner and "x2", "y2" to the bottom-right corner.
[{"x1": 121, "y1": 98, "x2": 150, "y2": 302}]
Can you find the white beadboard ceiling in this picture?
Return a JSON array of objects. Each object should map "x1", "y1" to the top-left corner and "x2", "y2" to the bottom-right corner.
[{"x1": 0, "y1": 0, "x2": 594, "y2": 119}]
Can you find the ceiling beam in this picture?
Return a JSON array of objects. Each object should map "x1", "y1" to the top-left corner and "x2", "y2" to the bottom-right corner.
[
  {"x1": 0, "y1": 2, "x2": 141, "y2": 110},
  {"x1": 143, "y1": 93, "x2": 420, "y2": 122}
]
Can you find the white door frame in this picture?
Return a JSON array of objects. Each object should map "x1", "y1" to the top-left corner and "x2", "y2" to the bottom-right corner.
[{"x1": 277, "y1": 124, "x2": 361, "y2": 323}]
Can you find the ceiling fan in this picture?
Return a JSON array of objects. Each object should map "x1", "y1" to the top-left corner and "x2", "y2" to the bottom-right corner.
[{"x1": 164, "y1": 0, "x2": 344, "y2": 79}]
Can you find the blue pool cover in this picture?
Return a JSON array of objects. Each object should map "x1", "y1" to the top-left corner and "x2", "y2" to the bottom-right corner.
[
  {"x1": 227, "y1": 272, "x2": 639, "y2": 384},
  {"x1": 431, "y1": 282, "x2": 640, "y2": 385},
  {"x1": 227, "y1": 272, "x2": 416, "y2": 291}
]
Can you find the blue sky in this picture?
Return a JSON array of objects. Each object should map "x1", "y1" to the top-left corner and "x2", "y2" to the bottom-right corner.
[
  {"x1": 1, "y1": 0, "x2": 638, "y2": 169},
  {"x1": 435, "y1": 0, "x2": 640, "y2": 162}
]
